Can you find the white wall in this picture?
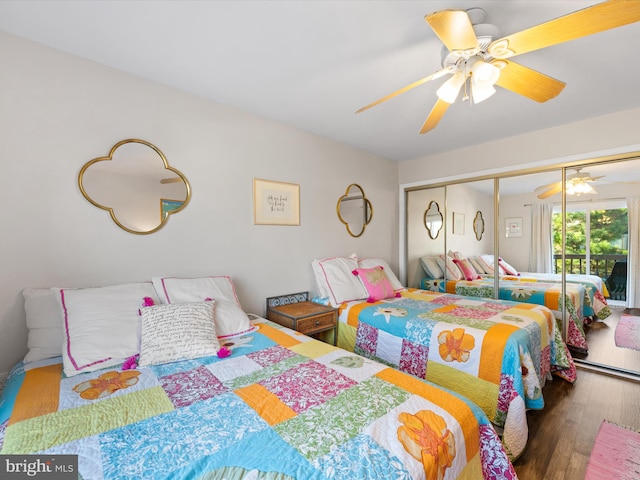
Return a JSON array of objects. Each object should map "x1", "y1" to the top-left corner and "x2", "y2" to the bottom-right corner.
[
  {"x1": 0, "y1": 33, "x2": 398, "y2": 375},
  {"x1": 399, "y1": 107, "x2": 640, "y2": 186}
]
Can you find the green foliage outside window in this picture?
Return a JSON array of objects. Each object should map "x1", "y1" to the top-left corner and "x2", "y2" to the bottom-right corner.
[
  {"x1": 552, "y1": 209, "x2": 628, "y2": 255},
  {"x1": 552, "y1": 208, "x2": 628, "y2": 277}
]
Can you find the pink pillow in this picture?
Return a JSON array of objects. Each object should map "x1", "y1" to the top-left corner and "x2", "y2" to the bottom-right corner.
[
  {"x1": 352, "y1": 266, "x2": 400, "y2": 303},
  {"x1": 453, "y1": 258, "x2": 480, "y2": 281}
]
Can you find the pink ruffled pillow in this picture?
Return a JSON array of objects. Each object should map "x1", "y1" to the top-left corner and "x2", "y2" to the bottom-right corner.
[
  {"x1": 453, "y1": 258, "x2": 480, "y2": 281},
  {"x1": 352, "y1": 266, "x2": 401, "y2": 303}
]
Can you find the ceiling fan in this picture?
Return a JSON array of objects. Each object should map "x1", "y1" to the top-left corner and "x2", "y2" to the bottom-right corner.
[
  {"x1": 535, "y1": 169, "x2": 605, "y2": 199},
  {"x1": 356, "y1": 1, "x2": 640, "y2": 134}
]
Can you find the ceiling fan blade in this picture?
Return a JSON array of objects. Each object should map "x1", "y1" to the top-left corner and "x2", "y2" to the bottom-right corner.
[
  {"x1": 419, "y1": 98, "x2": 450, "y2": 134},
  {"x1": 355, "y1": 66, "x2": 454, "y2": 114},
  {"x1": 535, "y1": 181, "x2": 562, "y2": 193},
  {"x1": 488, "y1": 0, "x2": 640, "y2": 59},
  {"x1": 425, "y1": 10, "x2": 479, "y2": 53},
  {"x1": 493, "y1": 60, "x2": 565, "y2": 103},
  {"x1": 538, "y1": 184, "x2": 563, "y2": 199},
  {"x1": 598, "y1": 179, "x2": 640, "y2": 184}
]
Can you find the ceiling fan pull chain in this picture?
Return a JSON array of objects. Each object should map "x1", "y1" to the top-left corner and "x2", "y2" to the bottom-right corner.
[{"x1": 462, "y1": 60, "x2": 470, "y2": 102}]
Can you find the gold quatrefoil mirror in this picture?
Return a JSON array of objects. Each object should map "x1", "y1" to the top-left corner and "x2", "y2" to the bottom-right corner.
[
  {"x1": 78, "y1": 139, "x2": 191, "y2": 234},
  {"x1": 337, "y1": 184, "x2": 373, "y2": 238},
  {"x1": 423, "y1": 201, "x2": 443, "y2": 239},
  {"x1": 473, "y1": 211, "x2": 485, "y2": 241}
]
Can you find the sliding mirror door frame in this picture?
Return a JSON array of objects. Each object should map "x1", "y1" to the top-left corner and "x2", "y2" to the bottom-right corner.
[{"x1": 401, "y1": 150, "x2": 640, "y2": 380}]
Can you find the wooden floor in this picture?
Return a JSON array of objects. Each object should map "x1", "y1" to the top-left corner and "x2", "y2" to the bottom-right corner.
[
  {"x1": 513, "y1": 306, "x2": 640, "y2": 479},
  {"x1": 572, "y1": 304, "x2": 640, "y2": 373}
]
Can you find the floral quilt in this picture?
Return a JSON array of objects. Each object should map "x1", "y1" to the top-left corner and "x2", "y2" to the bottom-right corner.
[
  {"x1": 337, "y1": 289, "x2": 576, "y2": 460},
  {"x1": 498, "y1": 273, "x2": 612, "y2": 321},
  {"x1": 0, "y1": 318, "x2": 517, "y2": 480},
  {"x1": 421, "y1": 276, "x2": 603, "y2": 353}
]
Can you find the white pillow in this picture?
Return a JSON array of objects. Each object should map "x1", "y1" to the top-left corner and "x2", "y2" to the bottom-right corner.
[
  {"x1": 436, "y1": 254, "x2": 463, "y2": 281},
  {"x1": 139, "y1": 302, "x2": 220, "y2": 367},
  {"x1": 23, "y1": 288, "x2": 64, "y2": 364},
  {"x1": 498, "y1": 258, "x2": 519, "y2": 276},
  {"x1": 447, "y1": 250, "x2": 463, "y2": 260},
  {"x1": 420, "y1": 255, "x2": 444, "y2": 279},
  {"x1": 311, "y1": 255, "x2": 368, "y2": 306},
  {"x1": 152, "y1": 275, "x2": 240, "y2": 304},
  {"x1": 56, "y1": 282, "x2": 160, "y2": 377},
  {"x1": 478, "y1": 254, "x2": 498, "y2": 274},
  {"x1": 151, "y1": 276, "x2": 253, "y2": 338},
  {"x1": 468, "y1": 256, "x2": 486, "y2": 274},
  {"x1": 357, "y1": 257, "x2": 404, "y2": 291}
]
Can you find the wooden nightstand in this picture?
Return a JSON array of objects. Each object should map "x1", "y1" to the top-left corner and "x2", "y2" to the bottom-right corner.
[{"x1": 266, "y1": 292, "x2": 338, "y2": 345}]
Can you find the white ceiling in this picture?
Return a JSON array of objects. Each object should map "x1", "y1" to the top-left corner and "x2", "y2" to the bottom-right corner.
[{"x1": 2, "y1": 0, "x2": 640, "y2": 162}]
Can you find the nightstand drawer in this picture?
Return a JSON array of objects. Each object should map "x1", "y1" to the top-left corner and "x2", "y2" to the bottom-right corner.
[
  {"x1": 296, "y1": 312, "x2": 337, "y2": 335},
  {"x1": 265, "y1": 294, "x2": 338, "y2": 345}
]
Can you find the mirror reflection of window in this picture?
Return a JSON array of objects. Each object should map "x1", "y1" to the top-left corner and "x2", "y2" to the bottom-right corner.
[{"x1": 79, "y1": 139, "x2": 190, "y2": 234}]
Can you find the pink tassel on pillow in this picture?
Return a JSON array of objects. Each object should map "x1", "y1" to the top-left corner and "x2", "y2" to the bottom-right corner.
[
  {"x1": 142, "y1": 297, "x2": 155, "y2": 307},
  {"x1": 138, "y1": 296, "x2": 155, "y2": 316},
  {"x1": 122, "y1": 354, "x2": 139, "y2": 370},
  {"x1": 217, "y1": 347, "x2": 231, "y2": 358}
]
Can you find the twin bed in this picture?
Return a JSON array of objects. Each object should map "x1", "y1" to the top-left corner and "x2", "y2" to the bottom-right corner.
[
  {"x1": 419, "y1": 254, "x2": 611, "y2": 353},
  {"x1": 0, "y1": 275, "x2": 518, "y2": 480},
  {"x1": 312, "y1": 255, "x2": 577, "y2": 461}
]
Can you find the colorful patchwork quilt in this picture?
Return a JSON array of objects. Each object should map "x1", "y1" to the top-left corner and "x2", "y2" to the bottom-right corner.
[
  {"x1": 0, "y1": 319, "x2": 517, "y2": 480},
  {"x1": 498, "y1": 273, "x2": 611, "y2": 321},
  {"x1": 420, "y1": 276, "x2": 604, "y2": 353},
  {"x1": 337, "y1": 289, "x2": 576, "y2": 460}
]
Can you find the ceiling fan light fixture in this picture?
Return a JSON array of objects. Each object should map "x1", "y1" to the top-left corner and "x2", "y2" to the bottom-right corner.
[
  {"x1": 566, "y1": 180, "x2": 596, "y2": 196},
  {"x1": 436, "y1": 71, "x2": 465, "y2": 103},
  {"x1": 471, "y1": 81, "x2": 496, "y2": 103},
  {"x1": 469, "y1": 58, "x2": 500, "y2": 86}
]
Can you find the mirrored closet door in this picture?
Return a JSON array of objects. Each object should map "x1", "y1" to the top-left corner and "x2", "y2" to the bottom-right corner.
[{"x1": 404, "y1": 153, "x2": 640, "y2": 378}]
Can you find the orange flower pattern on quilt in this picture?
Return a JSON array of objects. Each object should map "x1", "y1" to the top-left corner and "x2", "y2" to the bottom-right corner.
[
  {"x1": 438, "y1": 327, "x2": 475, "y2": 362},
  {"x1": 397, "y1": 410, "x2": 456, "y2": 480},
  {"x1": 73, "y1": 370, "x2": 141, "y2": 400}
]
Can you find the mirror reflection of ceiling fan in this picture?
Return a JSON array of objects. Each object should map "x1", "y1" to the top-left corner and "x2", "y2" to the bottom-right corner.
[
  {"x1": 160, "y1": 177, "x2": 182, "y2": 184},
  {"x1": 356, "y1": 1, "x2": 640, "y2": 134},
  {"x1": 534, "y1": 168, "x2": 640, "y2": 199}
]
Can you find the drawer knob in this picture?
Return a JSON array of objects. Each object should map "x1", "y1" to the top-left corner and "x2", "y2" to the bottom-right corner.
[{"x1": 315, "y1": 320, "x2": 320, "y2": 326}]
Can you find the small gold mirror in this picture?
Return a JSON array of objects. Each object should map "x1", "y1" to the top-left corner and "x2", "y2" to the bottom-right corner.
[
  {"x1": 337, "y1": 184, "x2": 372, "y2": 237},
  {"x1": 423, "y1": 201, "x2": 443, "y2": 239},
  {"x1": 473, "y1": 211, "x2": 485, "y2": 241},
  {"x1": 78, "y1": 139, "x2": 190, "y2": 234}
]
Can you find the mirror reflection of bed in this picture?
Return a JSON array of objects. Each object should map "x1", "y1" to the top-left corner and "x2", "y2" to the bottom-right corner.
[{"x1": 405, "y1": 155, "x2": 640, "y2": 377}]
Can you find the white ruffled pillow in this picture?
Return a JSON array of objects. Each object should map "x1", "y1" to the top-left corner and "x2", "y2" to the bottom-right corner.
[
  {"x1": 55, "y1": 282, "x2": 160, "y2": 377},
  {"x1": 311, "y1": 255, "x2": 367, "y2": 306},
  {"x1": 152, "y1": 276, "x2": 253, "y2": 339},
  {"x1": 139, "y1": 302, "x2": 220, "y2": 367}
]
